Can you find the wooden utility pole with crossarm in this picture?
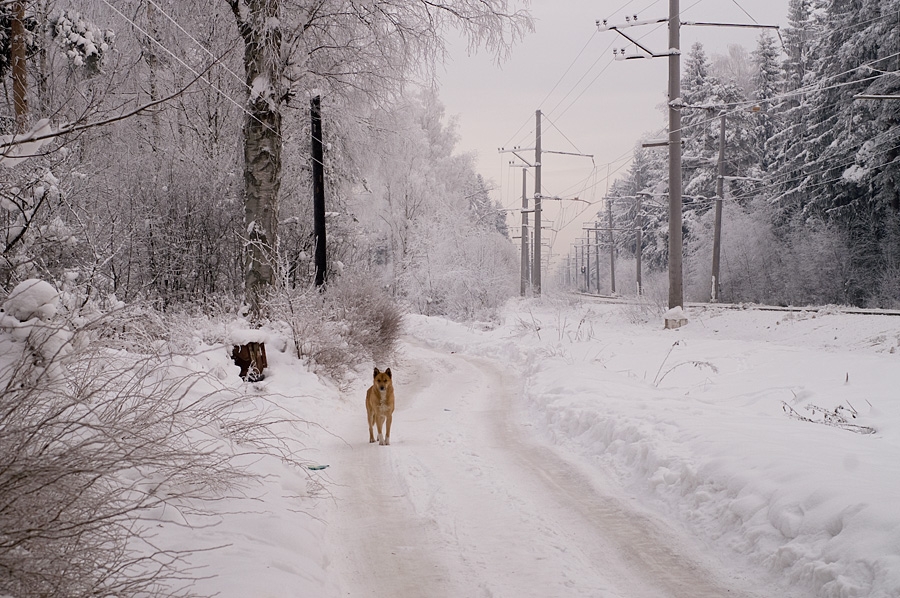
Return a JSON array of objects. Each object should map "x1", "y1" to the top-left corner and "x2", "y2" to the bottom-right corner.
[{"x1": 598, "y1": 4, "x2": 778, "y2": 313}]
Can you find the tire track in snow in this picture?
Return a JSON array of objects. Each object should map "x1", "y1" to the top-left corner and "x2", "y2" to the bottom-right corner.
[{"x1": 323, "y1": 340, "x2": 769, "y2": 598}]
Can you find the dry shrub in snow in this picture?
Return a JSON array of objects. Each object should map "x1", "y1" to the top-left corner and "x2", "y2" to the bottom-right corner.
[
  {"x1": 617, "y1": 271, "x2": 669, "y2": 324},
  {"x1": 0, "y1": 283, "x2": 310, "y2": 598},
  {"x1": 270, "y1": 274, "x2": 404, "y2": 381}
]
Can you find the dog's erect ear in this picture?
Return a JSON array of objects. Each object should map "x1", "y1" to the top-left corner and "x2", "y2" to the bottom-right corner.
[
  {"x1": 385, "y1": 368, "x2": 392, "y2": 378},
  {"x1": 373, "y1": 367, "x2": 380, "y2": 378}
]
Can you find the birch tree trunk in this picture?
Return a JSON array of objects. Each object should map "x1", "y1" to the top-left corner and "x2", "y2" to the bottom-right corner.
[{"x1": 228, "y1": 0, "x2": 283, "y2": 314}]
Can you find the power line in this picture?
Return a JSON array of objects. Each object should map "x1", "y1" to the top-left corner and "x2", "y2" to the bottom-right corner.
[
  {"x1": 733, "y1": 127, "x2": 900, "y2": 203},
  {"x1": 730, "y1": 0, "x2": 759, "y2": 24},
  {"x1": 507, "y1": 7, "x2": 665, "y2": 150},
  {"x1": 671, "y1": 62, "x2": 900, "y2": 140},
  {"x1": 537, "y1": 30, "x2": 599, "y2": 110},
  {"x1": 506, "y1": 0, "x2": 673, "y2": 151},
  {"x1": 541, "y1": 112, "x2": 585, "y2": 154},
  {"x1": 146, "y1": 0, "x2": 248, "y2": 92},
  {"x1": 553, "y1": 157, "x2": 636, "y2": 235},
  {"x1": 98, "y1": 0, "x2": 270, "y2": 138},
  {"x1": 548, "y1": 52, "x2": 615, "y2": 123},
  {"x1": 502, "y1": 113, "x2": 537, "y2": 150},
  {"x1": 547, "y1": 9, "x2": 675, "y2": 124}
]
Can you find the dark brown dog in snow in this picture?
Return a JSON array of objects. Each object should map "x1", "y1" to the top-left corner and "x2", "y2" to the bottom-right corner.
[{"x1": 366, "y1": 367, "x2": 395, "y2": 445}]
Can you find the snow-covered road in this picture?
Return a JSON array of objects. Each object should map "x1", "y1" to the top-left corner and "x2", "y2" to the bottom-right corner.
[
  {"x1": 147, "y1": 301, "x2": 899, "y2": 597},
  {"x1": 323, "y1": 340, "x2": 779, "y2": 598}
]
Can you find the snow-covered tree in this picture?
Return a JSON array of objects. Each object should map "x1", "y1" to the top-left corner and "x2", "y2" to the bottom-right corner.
[
  {"x1": 604, "y1": 143, "x2": 667, "y2": 271},
  {"x1": 711, "y1": 44, "x2": 754, "y2": 98},
  {"x1": 681, "y1": 42, "x2": 720, "y2": 202},
  {"x1": 343, "y1": 92, "x2": 517, "y2": 319},
  {"x1": 751, "y1": 32, "x2": 782, "y2": 172},
  {"x1": 782, "y1": 0, "x2": 816, "y2": 93}
]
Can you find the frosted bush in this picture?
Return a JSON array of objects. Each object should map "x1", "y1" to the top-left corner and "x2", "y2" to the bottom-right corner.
[{"x1": 268, "y1": 274, "x2": 404, "y2": 382}]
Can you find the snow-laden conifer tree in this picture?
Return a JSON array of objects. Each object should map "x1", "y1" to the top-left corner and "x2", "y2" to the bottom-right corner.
[{"x1": 751, "y1": 32, "x2": 782, "y2": 173}]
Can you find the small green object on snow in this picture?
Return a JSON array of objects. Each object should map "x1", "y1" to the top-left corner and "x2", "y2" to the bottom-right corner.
[{"x1": 307, "y1": 464, "x2": 329, "y2": 471}]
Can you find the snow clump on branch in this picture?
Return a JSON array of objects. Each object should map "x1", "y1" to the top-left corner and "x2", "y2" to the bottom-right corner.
[{"x1": 50, "y1": 9, "x2": 114, "y2": 73}]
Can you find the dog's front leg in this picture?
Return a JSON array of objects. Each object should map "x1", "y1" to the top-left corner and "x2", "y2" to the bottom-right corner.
[
  {"x1": 383, "y1": 412, "x2": 392, "y2": 446},
  {"x1": 368, "y1": 408, "x2": 376, "y2": 443},
  {"x1": 376, "y1": 414, "x2": 384, "y2": 445}
]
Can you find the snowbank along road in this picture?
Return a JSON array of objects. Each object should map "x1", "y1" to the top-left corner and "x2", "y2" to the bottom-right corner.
[{"x1": 322, "y1": 340, "x2": 800, "y2": 598}]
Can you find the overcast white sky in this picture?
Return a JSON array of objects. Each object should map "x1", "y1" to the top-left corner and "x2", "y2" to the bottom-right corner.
[{"x1": 439, "y1": 0, "x2": 790, "y2": 273}]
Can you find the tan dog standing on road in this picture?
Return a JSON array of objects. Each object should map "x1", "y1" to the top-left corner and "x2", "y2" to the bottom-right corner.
[{"x1": 366, "y1": 367, "x2": 394, "y2": 445}]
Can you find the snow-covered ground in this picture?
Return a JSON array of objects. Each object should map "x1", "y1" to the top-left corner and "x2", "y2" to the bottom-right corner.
[
  {"x1": 11, "y1": 290, "x2": 898, "y2": 596},
  {"x1": 164, "y1": 296, "x2": 900, "y2": 598}
]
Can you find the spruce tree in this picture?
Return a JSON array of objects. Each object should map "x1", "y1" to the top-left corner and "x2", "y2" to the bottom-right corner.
[{"x1": 751, "y1": 32, "x2": 782, "y2": 173}]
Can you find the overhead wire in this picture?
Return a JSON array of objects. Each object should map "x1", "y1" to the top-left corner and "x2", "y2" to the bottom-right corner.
[
  {"x1": 505, "y1": 0, "x2": 672, "y2": 153},
  {"x1": 146, "y1": 0, "x2": 248, "y2": 92},
  {"x1": 672, "y1": 59, "x2": 900, "y2": 141},
  {"x1": 547, "y1": 53, "x2": 615, "y2": 124},
  {"x1": 504, "y1": 3, "x2": 664, "y2": 212},
  {"x1": 533, "y1": 1, "x2": 672, "y2": 216},
  {"x1": 545, "y1": 0, "x2": 748, "y2": 243},
  {"x1": 558, "y1": 3, "x2": 900, "y2": 247},
  {"x1": 501, "y1": 113, "x2": 536, "y2": 151},
  {"x1": 826, "y1": 8, "x2": 900, "y2": 36},
  {"x1": 731, "y1": 124, "x2": 900, "y2": 204},
  {"x1": 501, "y1": 28, "x2": 602, "y2": 150},
  {"x1": 541, "y1": 112, "x2": 585, "y2": 154},
  {"x1": 554, "y1": 155, "x2": 637, "y2": 234},
  {"x1": 505, "y1": 1, "x2": 663, "y2": 151},
  {"x1": 730, "y1": 0, "x2": 759, "y2": 24},
  {"x1": 503, "y1": 0, "x2": 800, "y2": 256},
  {"x1": 537, "y1": 30, "x2": 600, "y2": 112},
  {"x1": 636, "y1": 79, "x2": 900, "y2": 208},
  {"x1": 545, "y1": 0, "x2": 674, "y2": 125},
  {"x1": 98, "y1": 0, "x2": 260, "y2": 133}
]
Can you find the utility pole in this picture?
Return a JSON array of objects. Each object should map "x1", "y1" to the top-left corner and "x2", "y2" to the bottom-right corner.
[
  {"x1": 636, "y1": 194, "x2": 644, "y2": 296},
  {"x1": 607, "y1": 199, "x2": 617, "y2": 294},
  {"x1": 311, "y1": 95, "x2": 327, "y2": 287},
  {"x1": 594, "y1": 222, "x2": 601, "y2": 294},
  {"x1": 533, "y1": 109, "x2": 543, "y2": 296},
  {"x1": 583, "y1": 235, "x2": 591, "y2": 291},
  {"x1": 520, "y1": 168, "x2": 530, "y2": 296},
  {"x1": 574, "y1": 242, "x2": 580, "y2": 290},
  {"x1": 598, "y1": 7, "x2": 777, "y2": 310},
  {"x1": 580, "y1": 242, "x2": 586, "y2": 291},
  {"x1": 667, "y1": 0, "x2": 683, "y2": 309},
  {"x1": 584, "y1": 219, "x2": 635, "y2": 296},
  {"x1": 711, "y1": 112, "x2": 726, "y2": 302}
]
